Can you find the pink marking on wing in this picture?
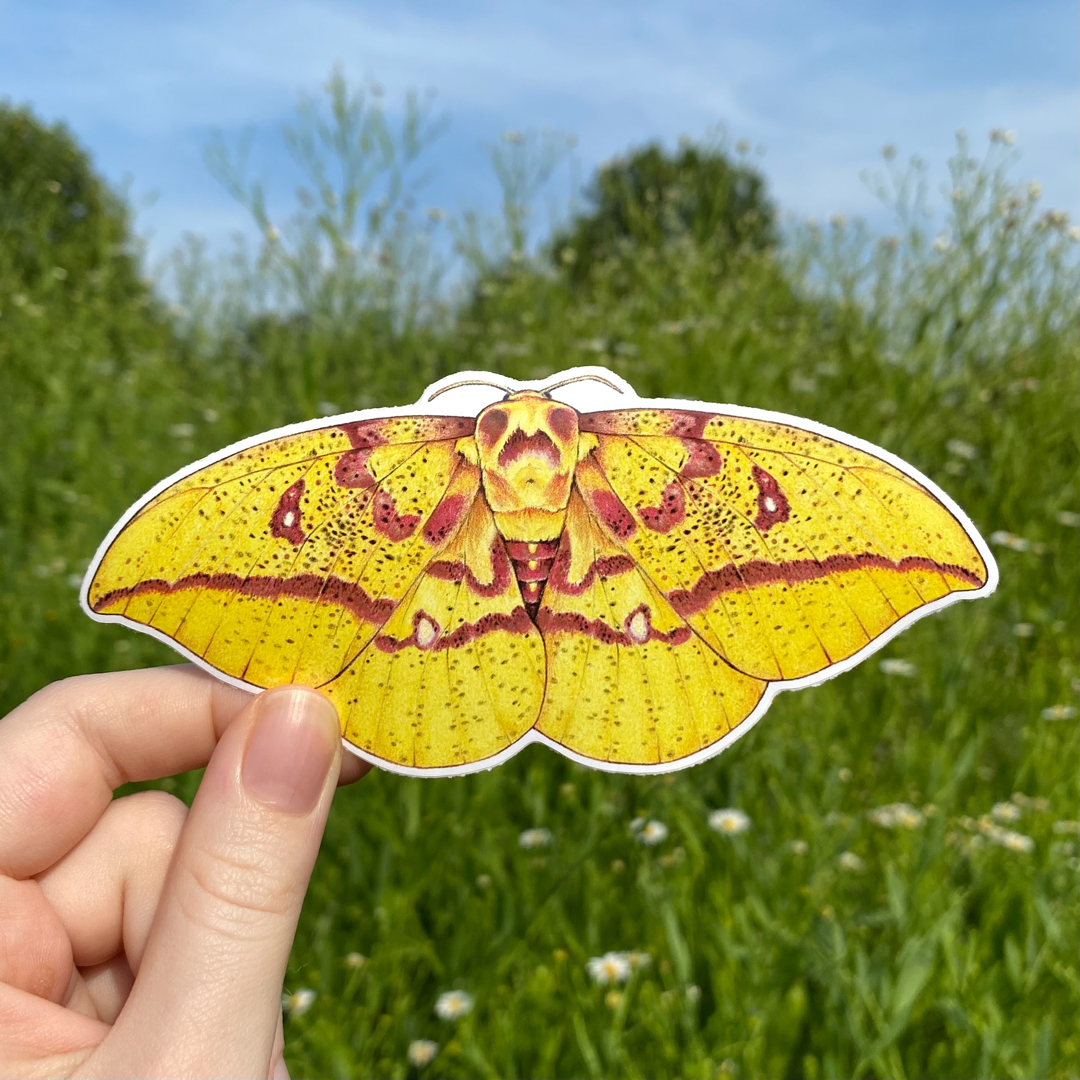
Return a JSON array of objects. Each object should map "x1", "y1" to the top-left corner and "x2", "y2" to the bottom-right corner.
[
  {"x1": 751, "y1": 464, "x2": 790, "y2": 531},
  {"x1": 372, "y1": 491, "x2": 420, "y2": 541},
  {"x1": 680, "y1": 438, "x2": 723, "y2": 478},
  {"x1": 423, "y1": 494, "x2": 468, "y2": 546},
  {"x1": 92, "y1": 571, "x2": 395, "y2": 626},
  {"x1": 536, "y1": 606, "x2": 691, "y2": 647},
  {"x1": 667, "y1": 553, "x2": 985, "y2": 618},
  {"x1": 375, "y1": 606, "x2": 533, "y2": 653},
  {"x1": 545, "y1": 532, "x2": 635, "y2": 596},
  {"x1": 270, "y1": 479, "x2": 306, "y2": 546},
  {"x1": 666, "y1": 410, "x2": 713, "y2": 439},
  {"x1": 426, "y1": 538, "x2": 513, "y2": 597},
  {"x1": 335, "y1": 447, "x2": 376, "y2": 488},
  {"x1": 339, "y1": 421, "x2": 389, "y2": 450},
  {"x1": 638, "y1": 482, "x2": 686, "y2": 533},
  {"x1": 589, "y1": 488, "x2": 637, "y2": 540}
]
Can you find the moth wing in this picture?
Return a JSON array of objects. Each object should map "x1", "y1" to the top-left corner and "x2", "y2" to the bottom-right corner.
[
  {"x1": 535, "y1": 486, "x2": 766, "y2": 766},
  {"x1": 578, "y1": 407, "x2": 990, "y2": 682},
  {"x1": 328, "y1": 495, "x2": 545, "y2": 770},
  {"x1": 86, "y1": 413, "x2": 479, "y2": 688}
]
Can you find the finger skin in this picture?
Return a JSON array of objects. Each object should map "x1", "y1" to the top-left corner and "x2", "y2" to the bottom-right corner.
[
  {"x1": 0, "y1": 666, "x2": 369, "y2": 882},
  {"x1": 0, "y1": 667, "x2": 250, "y2": 879},
  {"x1": 83, "y1": 686, "x2": 342, "y2": 1079}
]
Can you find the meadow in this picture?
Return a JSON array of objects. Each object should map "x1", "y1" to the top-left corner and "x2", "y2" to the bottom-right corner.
[{"x1": 1, "y1": 82, "x2": 1078, "y2": 1078}]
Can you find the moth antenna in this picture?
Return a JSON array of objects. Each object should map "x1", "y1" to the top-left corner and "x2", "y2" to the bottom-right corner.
[
  {"x1": 542, "y1": 373, "x2": 626, "y2": 395},
  {"x1": 427, "y1": 378, "x2": 516, "y2": 401}
]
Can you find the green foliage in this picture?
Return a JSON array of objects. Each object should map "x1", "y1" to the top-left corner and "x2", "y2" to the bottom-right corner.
[
  {"x1": 1, "y1": 82, "x2": 1077, "y2": 1079},
  {"x1": 548, "y1": 139, "x2": 777, "y2": 290}
]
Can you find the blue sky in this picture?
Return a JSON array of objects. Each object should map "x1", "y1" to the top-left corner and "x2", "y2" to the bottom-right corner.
[{"x1": 2, "y1": 0, "x2": 1077, "y2": 269}]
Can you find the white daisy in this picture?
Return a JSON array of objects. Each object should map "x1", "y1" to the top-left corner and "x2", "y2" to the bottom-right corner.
[
  {"x1": 282, "y1": 988, "x2": 316, "y2": 1018},
  {"x1": 838, "y1": 851, "x2": 864, "y2": 872},
  {"x1": 586, "y1": 952, "x2": 632, "y2": 986},
  {"x1": 434, "y1": 990, "x2": 474, "y2": 1020},
  {"x1": 637, "y1": 820, "x2": 669, "y2": 845},
  {"x1": 991, "y1": 802, "x2": 1022, "y2": 824},
  {"x1": 708, "y1": 808, "x2": 752, "y2": 835},
  {"x1": 519, "y1": 827, "x2": 553, "y2": 849},
  {"x1": 868, "y1": 802, "x2": 924, "y2": 829},
  {"x1": 407, "y1": 1040, "x2": 439, "y2": 1067}
]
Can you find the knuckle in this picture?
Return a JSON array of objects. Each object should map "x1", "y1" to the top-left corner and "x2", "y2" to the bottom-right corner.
[{"x1": 178, "y1": 834, "x2": 299, "y2": 940}]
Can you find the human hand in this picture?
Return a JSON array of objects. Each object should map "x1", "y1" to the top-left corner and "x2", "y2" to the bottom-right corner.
[{"x1": 0, "y1": 665, "x2": 368, "y2": 1078}]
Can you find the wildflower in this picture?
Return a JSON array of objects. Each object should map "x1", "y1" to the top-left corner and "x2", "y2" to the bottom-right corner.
[
  {"x1": 829, "y1": 214, "x2": 846, "y2": 228},
  {"x1": 991, "y1": 801, "x2": 1022, "y2": 824},
  {"x1": 317, "y1": 401, "x2": 340, "y2": 416},
  {"x1": 879, "y1": 658, "x2": 917, "y2": 677},
  {"x1": 1041, "y1": 704, "x2": 1076, "y2": 721},
  {"x1": 989, "y1": 128, "x2": 1015, "y2": 145},
  {"x1": 1050, "y1": 840, "x2": 1076, "y2": 858},
  {"x1": 708, "y1": 808, "x2": 751, "y2": 835},
  {"x1": 686, "y1": 984, "x2": 702, "y2": 1003},
  {"x1": 989, "y1": 530, "x2": 1030, "y2": 551},
  {"x1": 66, "y1": 573, "x2": 83, "y2": 589},
  {"x1": 168, "y1": 422, "x2": 196, "y2": 439},
  {"x1": 1055, "y1": 510, "x2": 1080, "y2": 527},
  {"x1": 838, "y1": 767, "x2": 853, "y2": 783},
  {"x1": 1070, "y1": 226, "x2": 1080, "y2": 242},
  {"x1": 576, "y1": 337, "x2": 607, "y2": 353},
  {"x1": 718, "y1": 1058, "x2": 739, "y2": 1079},
  {"x1": 586, "y1": 952, "x2": 632, "y2": 986},
  {"x1": 407, "y1": 1040, "x2": 439, "y2": 1068},
  {"x1": 1028, "y1": 181, "x2": 1042, "y2": 200},
  {"x1": 789, "y1": 372, "x2": 818, "y2": 394},
  {"x1": 610, "y1": 858, "x2": 626, "y2": 874},
  {"x1": 282, "y1": 988, "x2": 316, "y2": 1018},
  {"x1": 201, "y1": 407, "x2": 219, "y2": 423},
  {"x1": 789, "y1": 839, "x2": 809, "y2": 855},
  {"x1": 868, "y1": 802, "x2": 924, "y2": 829},
  {"x1": 994, "y1": 829, "x2": 1035, "y2": 853},
  {"x1": 605, "y1": 989, "x2": 624, "y2": 1009},
  {"x1": 52, "y1": 266, "x2": 68, "y2": 280},
  {"x1": 946, "y1": 438, "x2": 978, "y2": 460},
  {"x1": 932, "y1": 236, "x2": 951, "y2": 253},
  {"x1": 426, "y1": 207, "x2": 443, "y2": 222},
  {"x1": 434, "y1": 990, "x2": 474, "y2": 1020},
  {"x1": 344, "y1": 952, "x2": 367, "y2": 969},
  {"x1": 45, "y1": 178, "x2": 62, "y2": 193},
  {"x1": 626, "y1": 951, "x2": 652, "y2": 970},
  {"x1": 838, "y1": 851, "x2": 864, "y2": 872},
  {"x1": 502, "y1": 130, "x2": 525, "y2": 144},
  {"x1": 264, "y1": 225, "x2": 280, "y2": 241},
  {"x1": 519, "y1": 827, "x2": 552, "y2": 849},
  {"x1": 882, "y1": 144, "x2": 898, "y2": 160},
  {"x1": 476, "y1": 873, "x2": 492, "y2": 888},
  {"x1": 1013, "y1": 623, "x2": 1035, "y2": 638},
  {"x1": 637, "y1": 820, "x2": 669, "y2": 845},
  {"x1": 1052, "y1": 820, "x2": 1080, "y2": 835},
  {"x1": 735, "y1": 138, "x2": 751, "y2": 154}
]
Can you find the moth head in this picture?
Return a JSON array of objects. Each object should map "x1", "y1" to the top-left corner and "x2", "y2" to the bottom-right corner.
[{"x1": 473, "y1": 391, "x2": 582, "y2": 512}]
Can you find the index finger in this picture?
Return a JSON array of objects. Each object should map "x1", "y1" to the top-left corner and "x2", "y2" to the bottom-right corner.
[{"x1": 0, "y1": 666, "x2": 250, "y2": 879}]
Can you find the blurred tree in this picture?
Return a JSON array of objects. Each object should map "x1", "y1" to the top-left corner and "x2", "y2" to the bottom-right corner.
[
  {"x1": 549, "y1": 140, "x2": 778, "y2": 289},
  {"x1": 0, "y1": 102, "x2": 158, "y2": 315}
]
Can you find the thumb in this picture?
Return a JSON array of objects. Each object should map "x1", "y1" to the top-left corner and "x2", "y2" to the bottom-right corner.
[{"x1": 89, "y1": 685, "x2": 342, "y2": 1079}]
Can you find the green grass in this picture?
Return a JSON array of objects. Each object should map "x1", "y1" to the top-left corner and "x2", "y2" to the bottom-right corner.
[{"x1": 1, "y1": 103, "x2": 1078, "y2": 1078}]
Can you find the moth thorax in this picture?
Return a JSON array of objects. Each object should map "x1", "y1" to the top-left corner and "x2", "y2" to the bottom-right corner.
[{"x1": 475, "y1": 392, "x2": 580, "y2": 514}]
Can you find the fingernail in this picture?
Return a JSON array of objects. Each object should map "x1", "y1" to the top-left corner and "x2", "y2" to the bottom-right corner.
[{"x1": 242, "y1": 688, "x2": 339, "y2": 814}]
